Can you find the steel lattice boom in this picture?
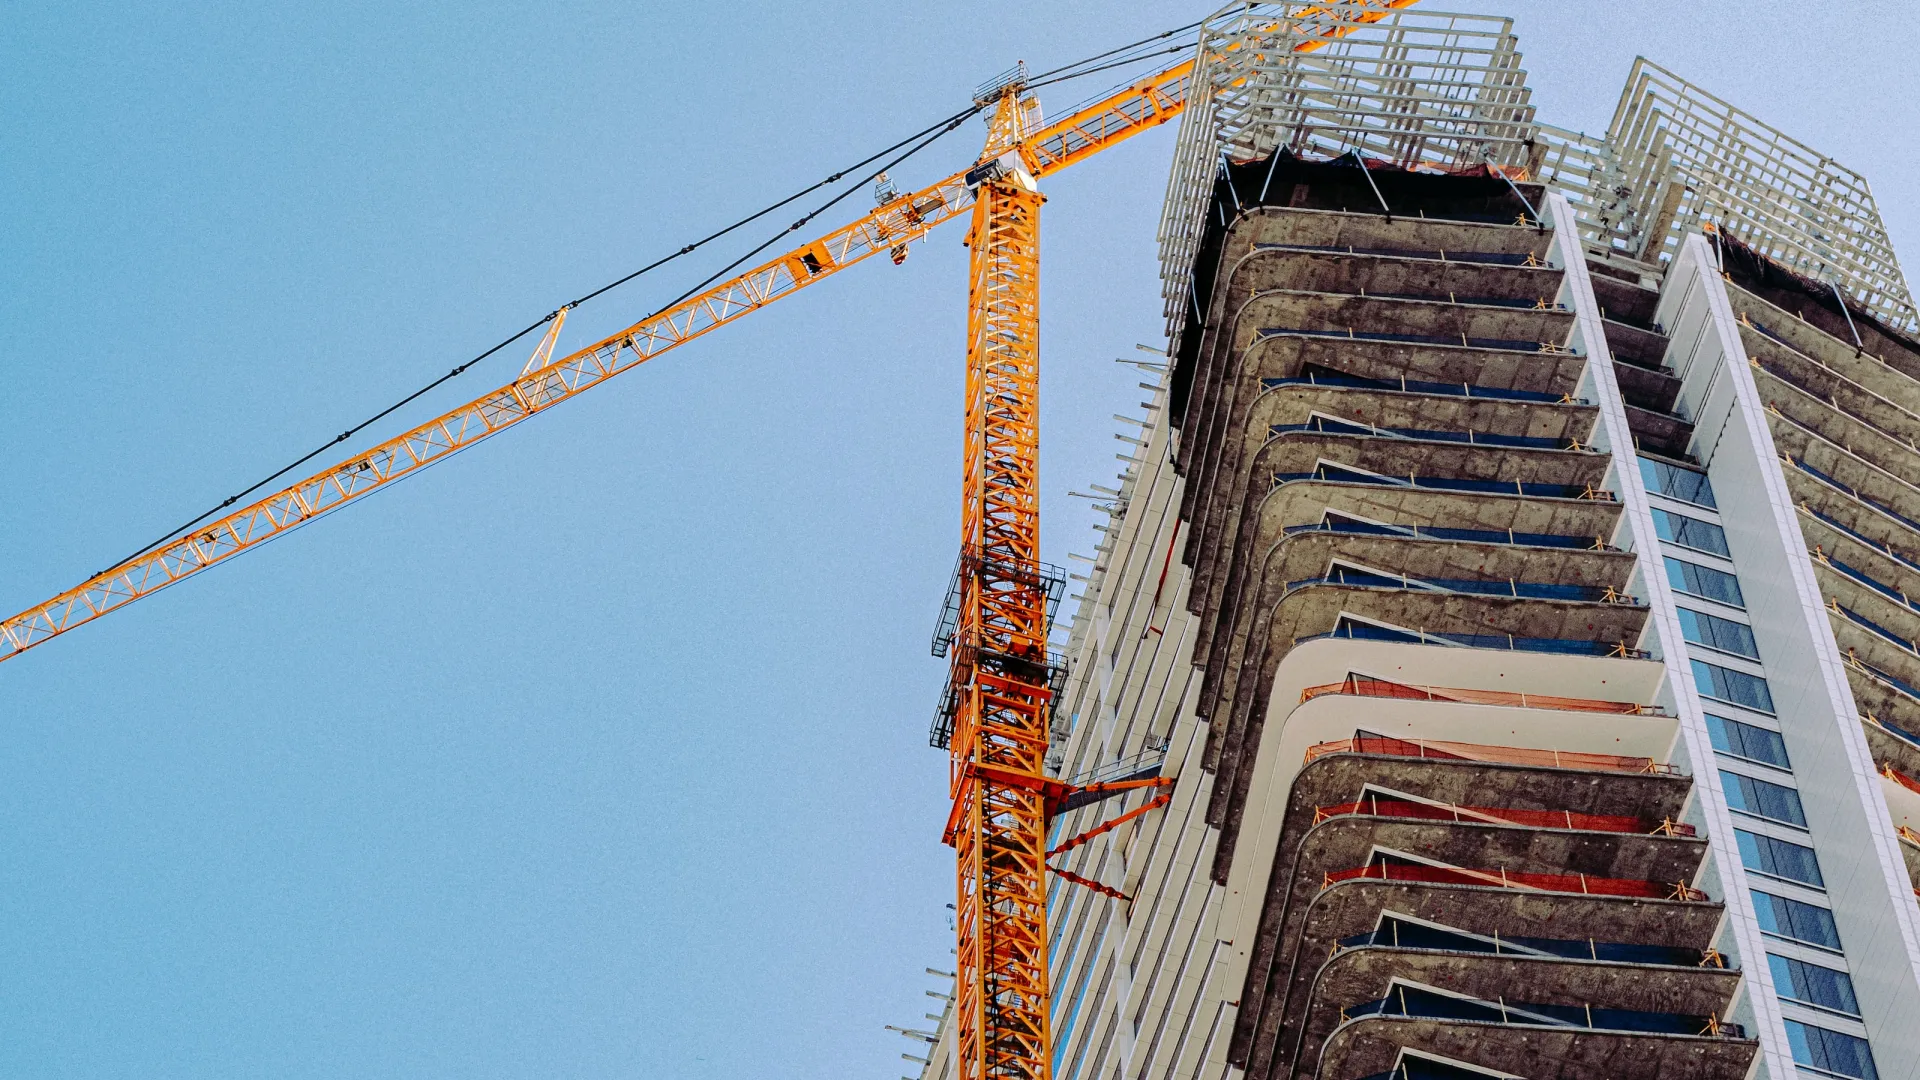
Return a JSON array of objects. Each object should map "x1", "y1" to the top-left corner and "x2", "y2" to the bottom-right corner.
[
  {"x1": 0, "y1": 0, "x2": 1416, "y2": 665},
  {"x1": 0, "y1": 171, "x2": 978, "y2": 663},
  {"x1": 0, "y1": 41, "x2": 1205, "y2": 665}
]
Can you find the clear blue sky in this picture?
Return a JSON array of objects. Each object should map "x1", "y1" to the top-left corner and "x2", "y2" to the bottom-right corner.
[{"x1": 2, "y1": 3, "x2": 1913, "y2": 1078}]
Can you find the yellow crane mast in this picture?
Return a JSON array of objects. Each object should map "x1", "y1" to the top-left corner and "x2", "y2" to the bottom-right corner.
[{"x1": 947, "y1": 74, "x2": 1055, "y2": 1080}]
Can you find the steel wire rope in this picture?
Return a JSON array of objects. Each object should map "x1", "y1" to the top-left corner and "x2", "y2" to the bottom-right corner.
[
  {"x1": 103, "y1": 104, "x2": 984, "y2": 576},
  {"x1": 95, "y1": 19, "x2": 1204, "y2": 580},
  {"x1": 1026, "y1": 44, "x2": 1198, "y2": 95},
  {"x1": 641, "y1": 106, "x2": 982, "y2": 332},
  {"x1": 1022, "y1": 20, "x2": 1204, "y2": 84}
]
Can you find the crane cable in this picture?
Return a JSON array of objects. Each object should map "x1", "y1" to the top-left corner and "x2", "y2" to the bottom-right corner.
[
  {"x1": 108, "y1": 104, "x2": 984, "y2": 574},
  {"x1": 1030, "y1": 43, "x2": 1196, "y2": 93},
  {"x1": 1025, "y1": 19, "x2": 1203, "y2": 86},
  {"x1": 104, "y1": 22, "x2": 1206, "y2": 577}
]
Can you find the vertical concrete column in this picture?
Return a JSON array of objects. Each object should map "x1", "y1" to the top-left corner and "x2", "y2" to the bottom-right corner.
[
  {"x1": 1544, "y1": 192, "x2": 1797, "y2": 1078},
  {"x1": 1656, "y1": 231, "x2": 1920, "y2": 1076}
]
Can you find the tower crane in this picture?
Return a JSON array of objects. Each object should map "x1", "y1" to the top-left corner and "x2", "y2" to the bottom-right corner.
[{"x1": 2, "y1": 5, "x2": 1420, "y2": 1078}]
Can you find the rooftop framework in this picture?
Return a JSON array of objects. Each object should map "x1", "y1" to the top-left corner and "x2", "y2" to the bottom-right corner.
[
  {"x1": 1160, "y1": 5, "x2": 1538, "y2": 343},
  {"x1": 1161, "y1": 5, "x2": 1915, "y2": 355}
]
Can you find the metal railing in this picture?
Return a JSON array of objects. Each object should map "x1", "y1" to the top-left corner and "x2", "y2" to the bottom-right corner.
[
  {"x1": 1752, "y1": 340, "x2": 1920, "y2": 464},
  {"x1": 1336, "y1": 920, "x2": 1726, "y2": 968},
  {"x1": 1840, "y1": 648, "x2": 1920, "y2": 710},
  {"x1": 1312, "y1": 795, "x2": 1690, "y2": 836},
  {"x1": 1340, "y1": 981, "x2": 1742, "y2": 1038},
  {"x1": 1831, "y1": 600, "x2": 1920, "y2": 660},
  {"x1": 1271, "y1": 417, "x2": 1580, "y2": 451},
  {"x1": 1322, "y1": 861, "x2": 1707, "y2": 901},
  {"x1": 1280, "y1": 519, "x2": 1612, "y2": 551},
  {"x1": 1069, "y1": 745, "x2": 1169, "y2": 789},
  {"x1": 1812, "y1": 546, "x2": 1920, "y2": 618},
  {"x1": 1300, "y1": 674, "x2": 1657, "y2": 715},
  {"x1": 1272, "y1": 466, "x2": 1616, "y2": 502},
  {"x1": 1302, "y1": 732, "x2": 1676, "y2": 775},
  {"x1": 1864, "y1": 711, "x2": 1920, "y2": 754},
  {"x1": 1263, "y1": 371, "x2": 1585, "y2": 406},
  {"x1": 1799, "y1": 500, "x2": 1920, "y2": 579},
  {"x1": 1281, "y1": 567, "x2": 1634, "y2": 605},
  {"x1": 1296, "y1": 618, "x2": 1648, "y2": 659},
  {"x1": 1257, "y1": 325, "x2": 1567, "y2": 354},
  {"x1": 1780, "y1": 439, "x2": 1920, "y2": 539},
  {"x1": 1252, "y1": 241, "x2": 1544, "y2": 268}
]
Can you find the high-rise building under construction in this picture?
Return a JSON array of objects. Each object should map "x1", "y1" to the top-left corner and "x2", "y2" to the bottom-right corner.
[{"x1": 909, "y1": 8, "x2": 1920, "y2": 1080}]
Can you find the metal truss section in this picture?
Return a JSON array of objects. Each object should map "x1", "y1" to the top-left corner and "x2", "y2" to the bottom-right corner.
[
  {"x1": 1599, "y1": 58, "x2": 1914, "y2": 330},
  {"x1": 1528, "y1": 123, "x2": 1660, "y2": 269},
  {"x1": 1158, "y1": 17, "x2": 1915, "y2": 341},
  {"x1": 1022, "y1": 61, "x2": 1193, "y2": 178},
  {"x1": 1158, "y1": 3, "x2": 1532, "y2": 333},
  {"x1": 948, "y1": 88, "x2": 1055, "y2": 1080},
  {"x1": 0, "y1": 12, "x2": 1291, "y2": 666},
  {"x1": 0, "y1": 168, "x2": 980, "y2": 663},
  {"x1": 1534, "y1": 59, "x2": 1916, "y2": 328}
]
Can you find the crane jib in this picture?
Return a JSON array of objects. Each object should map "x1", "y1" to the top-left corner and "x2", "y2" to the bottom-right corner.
[{"x1": 0, "y1": 42, "x2": 1203, "y2": 665}]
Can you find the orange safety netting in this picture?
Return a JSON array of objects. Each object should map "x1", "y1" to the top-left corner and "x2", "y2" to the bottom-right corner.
[
  {"x1": 1302, "y1": 674, "x2": 1653, "y2": 714},
  {"x1": 1323, "y1": 862, "x2": 1706, "y2": 901},
  {"x1": 1883, "y1": 762, "x2": 1920, "y2": 798},
  {"x1": 1304, "y1": 733, "x2": 1673, "y2": 775},
  {"x1": 1313, "y1": 797, "x2": 1692, "y2": 836}
]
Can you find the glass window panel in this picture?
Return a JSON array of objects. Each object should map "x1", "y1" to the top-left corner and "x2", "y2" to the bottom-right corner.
[
  {"x1": 1769, "y1": 954, "x2": 1861, "y2": 1016},
  {"x1": 1786, "y1": 1020, "x2": 1878, "y2": 1080},
  {"x1": 1679, "y1": 607, "x2": 1761, "y2": 659},
  {"x1": 1723, "y1": 770, "x2": 1808, "y2": 827},
  {"x1": 1640, "y1": 457, "x2": 1718, "y2": 507},
  {"x1": 1707, "y1": 713, "x2": 1792, "y2": 768},
  {"x1": 1737, "y1": 829, "x2": 1824, "y2": 887},
  {"x1": 1666, "y1": 556, "x2": 1745, "y2": 607},
  {"x1": 1653, "y1": 507, "x2": 1732, "y2": 557},
  {"x1": 1752, "y1": 890, "x2": 1843, "y2": 949},
  {"x1": 1693, "y1": 659, "x2": 1776, "y2": 713}
]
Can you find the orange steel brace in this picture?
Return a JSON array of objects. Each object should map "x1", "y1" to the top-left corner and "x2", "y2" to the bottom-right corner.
[
  {"x1": 947, "y1": 84, "x2": 1053, "y2": 1080},
  {"x1": 1047, "y1": 863, "x2": 1130, "y2": 902},
  {"x1": 941, "y1": 764, "x2": 1172, "y2": 846},
  {"x1": 1048, "y1": 793, "x2": 1173, "y2": 858}
]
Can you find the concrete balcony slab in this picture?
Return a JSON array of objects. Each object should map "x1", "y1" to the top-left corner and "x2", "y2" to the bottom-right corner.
[{"x1": 1312, "y1": 1013, "x2": 1756, "y2": 1080}]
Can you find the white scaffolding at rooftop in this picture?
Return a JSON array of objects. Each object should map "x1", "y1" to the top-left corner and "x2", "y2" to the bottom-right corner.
[
  {"x1": 1600, "y1": 58, "x2": 1913, "y2": 331},
  {"x1": 1158, "y1": 4, "x2": 1539, "y2": 346},
  {"x1": 1157, "y1": 3, "x2": 1916, "y2": 345}
]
